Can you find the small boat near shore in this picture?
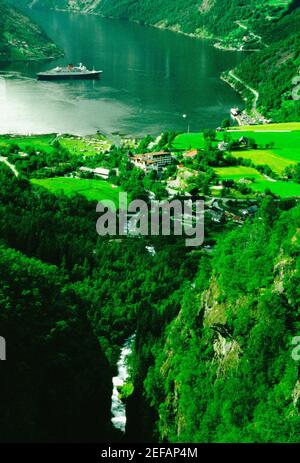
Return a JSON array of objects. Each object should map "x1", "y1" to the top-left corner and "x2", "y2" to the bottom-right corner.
[{"x1": 37, "y1": 63, "x2": 102, "y2": 81}]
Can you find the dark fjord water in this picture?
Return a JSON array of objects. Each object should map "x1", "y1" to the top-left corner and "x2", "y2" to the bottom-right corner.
[{"x1": 0, "y1": 9, "x2": 243, "y2": 136}]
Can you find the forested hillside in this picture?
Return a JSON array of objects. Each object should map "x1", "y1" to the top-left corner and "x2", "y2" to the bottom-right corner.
[
  {"x1": 0, "y1": 0, "x2": 62, "y2": 61},
  {"x1": 134, "y1": 198, "x2": 300, "y2": 442},
  {"x1": 1, "y1": 0, "x2": 300, "y2": 444},
  {"x1": 0, "y1": 164, "x2": 200, "y2": 442},
  {"x1": 232, "y1": 7, "x2": 300, "y2": 121},
  {"x1": 13, "y1": 0, "x2": 294, "y2": 47}
]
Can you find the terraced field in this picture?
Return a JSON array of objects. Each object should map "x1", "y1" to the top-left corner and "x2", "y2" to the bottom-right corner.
[{"x1": 229, "y1": 123, "x2": 300, "y2": 131}]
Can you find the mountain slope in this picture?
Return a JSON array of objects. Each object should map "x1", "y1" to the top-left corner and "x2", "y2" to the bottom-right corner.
[
  {"x1": 136, "y1": 200, "x2": 300, "y2": 442},
  {"x1": 0, "y1": 0, "x2": 62, "y2": 61},
  {"x1": 98, "y1": 0, "x2": 293, "y2": 47}
]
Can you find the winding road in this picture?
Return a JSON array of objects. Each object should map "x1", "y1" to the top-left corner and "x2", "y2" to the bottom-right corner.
[
  {"x1": 236, "y1": 21, "x2": 267, "y2": 48},
  {"x1": 228, "y1": 70, "x2": 263, "y2": 120}
]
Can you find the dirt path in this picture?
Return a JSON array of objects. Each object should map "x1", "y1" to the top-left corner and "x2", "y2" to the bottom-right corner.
[{"x1": 0, "y1": 156, "x2": 19, "y2": 177}]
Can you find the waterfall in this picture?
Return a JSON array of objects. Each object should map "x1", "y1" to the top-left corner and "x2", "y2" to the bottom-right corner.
[{"x1": 111, "y1": 334, "x2": 135, "y2": 433}]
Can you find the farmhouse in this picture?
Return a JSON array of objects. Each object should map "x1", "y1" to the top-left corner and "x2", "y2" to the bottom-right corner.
[
  {"x1": 218, "y1": 141, "x2": 229, "y2": 152},
  {"x1": 183, "y1": 149, "x2": 198, "y2": 159},
  {"x1": 241, "y1": 205, "x2": 259, "y2": 216},
  {"x1": 207, "y1": 207, "x2": 225, "y2": 224}
]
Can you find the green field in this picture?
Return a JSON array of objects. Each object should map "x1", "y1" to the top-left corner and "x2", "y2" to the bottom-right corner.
[
  {"x1": 250, "y1": 181, "x2": 300, "y2": 197},
  {"x1": 0, "y1": 135, "x2": 56, "y2": 154},
  {"x1": 0, "y1": 134, "x2": 112, "y2": 157},
  {"x1": 231, "y1": 149, "x2": 296, "y2": 174},
  {"x1": 230, "y1": 123, "x2": 300, "y2": 131},
  {"x1": 59, "y1": 135, "x2": 111, "y2": 157},
  {"x1": 31, "y1": 177, "x2": 122, "y2": 204},
  {"x1": 226, "y1": 130, "x2": 300, "y2": 164},
  {"x1": 215, "y1": 166, "x2": 264, "y2": 181},
  {"x1": 173, "y1": 126, "x2": 300, "y2": 175},
  {"x1": 172, "y1": 133, "x2": 206, "y2": 150},
  {"x1": 215, "y1": 166, "x2": 300, "y2": 198},
  {"x1": 175, "y1": 128, "x2": 300, "y2": 171}
]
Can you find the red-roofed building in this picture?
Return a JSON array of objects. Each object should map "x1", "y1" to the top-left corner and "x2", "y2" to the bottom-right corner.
[{"x1": 183, "y1": 150, "x2": 198, "y2": 158}]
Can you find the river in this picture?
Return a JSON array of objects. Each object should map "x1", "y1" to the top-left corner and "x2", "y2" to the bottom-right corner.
[{"x1": 0, "y1": 8, "x2": 243, "y2": 136}]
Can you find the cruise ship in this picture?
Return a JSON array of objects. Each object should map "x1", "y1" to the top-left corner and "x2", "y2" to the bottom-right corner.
[{"x1": 37, "y1": 63, "x2": 102, "y2": 81}]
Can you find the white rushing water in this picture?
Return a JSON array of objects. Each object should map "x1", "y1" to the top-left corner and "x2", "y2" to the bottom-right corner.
[{"x1": 111, "y1": 334, "x2": 136, "y2": 433}]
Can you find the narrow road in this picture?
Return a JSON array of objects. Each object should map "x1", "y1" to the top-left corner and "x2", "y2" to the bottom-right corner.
[
  {"x1": 0, "y1": 156, "x2": 19, "y2": 177},
  {"x1": 235, "y1": 21, "x2": 267, "y2": 48},
  {"x1": 228, "y1": 70, "x2": 261, "y2": 119}
]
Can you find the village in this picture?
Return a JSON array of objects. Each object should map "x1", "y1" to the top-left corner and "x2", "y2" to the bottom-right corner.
[{"x1": 2, "y1": 122, "x2": 300, "y2": 248}]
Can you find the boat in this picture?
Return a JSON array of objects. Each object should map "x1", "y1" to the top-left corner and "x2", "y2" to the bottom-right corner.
[{"x1": 37, "y1": 63, "x2": 102, "y2": 81}]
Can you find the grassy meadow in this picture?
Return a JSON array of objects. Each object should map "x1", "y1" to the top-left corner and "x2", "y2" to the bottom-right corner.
[
  {"x1": 0, "y1": 134, "x2": 56, "y2": 154},
  {"x1": 230, "y1": 150, "x2": 296, "y2": 174},
  {"x1": 58, "y1": 135, "x2": 111, "y2": 157},
  {"x1": 31, "y1": 177, "x2": 122, "y2": 204},
  {"x1": 215, "y1": 166, "x2": 300, "y2": 198},
  {"x1": 226, "y1": 130, "x2": 300, "y2": 170},
  {"x1": 174, "y1": 126, "x2": 300, "y2": 196},
  {"x1": 229, "y1": 123, "x2": 300, "y2": 131},
  {"x1": 172, "y1": 133, "x2": 206, "y2": 150}
]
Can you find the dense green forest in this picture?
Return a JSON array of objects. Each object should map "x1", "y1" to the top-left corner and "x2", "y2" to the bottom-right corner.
[
  {"x1": 98, "y1": 0, "x2": 292, "y2": 39},
  {"x1": 0, "y1": 0, "x2": 61, "y2": 61},
  {"x1": 137, "y1": 199, "x2": 300, "y2": 442},
  {"x1": 0, "y1": 244, "x2": 112, "y2": 442}
]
